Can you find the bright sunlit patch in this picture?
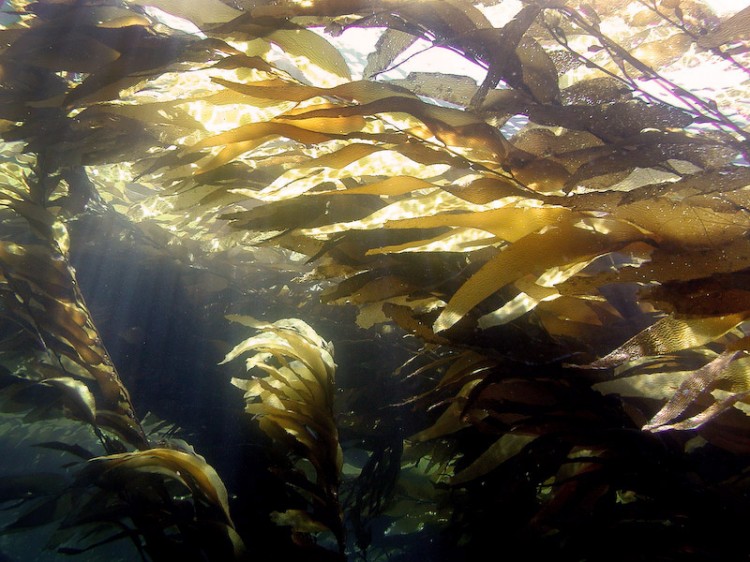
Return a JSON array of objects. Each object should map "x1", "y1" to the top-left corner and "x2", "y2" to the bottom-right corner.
[
  {"x1": 125, "y1": 64, "x2": 292, "y2": 138},
  {"x1": 127, "y1": 0, "x2": 241, "y2": 27},
  {"x1": 139, "y1": 6, "x2": 205, "y2": 35},
  {"x1": 478, "y1": 273, "x2": 568, "y2": 329},
  {"x1": 267, "y1": 46, "x2": 346, "y2": 88},
  {"x1": 253, "y1": 148, "x2": 452, "y2": 202},
  {"x1": 537, "y1": 257, "x2": 599, "y2": 288},
  {"x1": 367, "y1": 227, "x2": 497, "y2": 255},
  {"x1": 701, "y1": 0, "x2": 750, "y2": 17},
  {"x1": 299, "y1": 189, "x2": 498, "y2": 238},
  {"x1": 478, "y1": 292, "x2": 545, "y2": 329},
  {"x1": 132, "y1": 197, "x2": 173, "y2": 220}
]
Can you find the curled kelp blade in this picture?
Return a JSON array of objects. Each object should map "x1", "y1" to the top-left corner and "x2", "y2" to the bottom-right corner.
[
  {"x1": 81, "y1": 448, "x2": 234, "y2": 525},
  {"x1": 63, "y1": 448, "x2": 245, "y2": 559},
  {"x1": 223, "y1": 316, "x2": 344, "y2": 554}
]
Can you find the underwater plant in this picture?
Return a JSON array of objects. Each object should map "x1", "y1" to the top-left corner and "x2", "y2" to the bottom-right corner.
[{"x1": 0, "y1": 0, "x2": 749, "y2": 560}]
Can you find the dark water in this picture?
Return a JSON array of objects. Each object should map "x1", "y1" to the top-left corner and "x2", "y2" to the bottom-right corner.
[{"x1": 0, "y1": 211, "x2": 436, "y2": 561}]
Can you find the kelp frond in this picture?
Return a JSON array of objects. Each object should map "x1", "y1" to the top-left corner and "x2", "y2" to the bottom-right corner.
[
  {"x1": 222, "y1": 316, "x2": 344, "y2": 557},
  {"x1": 1, "y1": 0, "x2": 750, "y2": 559}
]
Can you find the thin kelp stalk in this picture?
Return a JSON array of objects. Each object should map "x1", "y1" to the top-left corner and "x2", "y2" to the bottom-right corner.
[
  {"x1": 636, "y1": 0, "x2": 750, "y2": 78},
  {"x1": 548, "y1": 4, "x2": 750, "y2": 151}
]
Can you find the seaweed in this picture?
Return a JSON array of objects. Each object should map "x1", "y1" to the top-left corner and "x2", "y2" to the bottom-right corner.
[{"x1": 0, "y1": 0, "x2": 749, "y2": 560}]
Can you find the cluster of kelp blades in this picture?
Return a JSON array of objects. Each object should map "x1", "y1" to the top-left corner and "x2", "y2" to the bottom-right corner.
[{"x1": 0, "y1": 0, "x2": 750, "y2": 559}]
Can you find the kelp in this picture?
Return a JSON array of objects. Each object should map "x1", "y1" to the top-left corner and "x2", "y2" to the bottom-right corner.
[
  {"x1": 1, "y1": 0, "x2": 749, "y2": 560},
  {"x1": 221, "y1": 316, "x2": 344, "y2": 558},
  {"x1": 2, "y1": 445, "x2": 244, "y2": 561},
  {"x1": 0, "y1": 159, "x2": 148, "y2": 451}
]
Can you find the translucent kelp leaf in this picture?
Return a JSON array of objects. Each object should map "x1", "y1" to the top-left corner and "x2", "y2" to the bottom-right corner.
[
  {"x1": 271, "y1": 509, "x2": 331, "y2": 533},
  {"x1": 459, "y1": 4, "x2": 541, "y2": 102},
  {"x1": 265, "y1": 28, "x2": 351, "y2": 85},
  {"x1": 697, "y1": 5, "x2": 750, "y2": 47},
  {"x1": 615, "y1": 167, "x2": 750, "y2": 207},
  {"x1": 322, "y1": 176, "x2": 435, "y2": 197},
  {"x1": 364, "y1": 28, "x2": 418, "y2": 79},
  {"x1": 660, "y1": 389, "x2": 750, "y2": 433},
  {"x1": 278, "y1": 94, "x2": 516, "y2": 161},
  {"x1": 188, "y1": 121, "x2": 333, "y2": 152},
  {"x1": 275, "y1": 109, "x2": 367, "y2": 134},
  {"x1": 613, "y1": 198, "x2": 750, "y2": 249},
  {"x1": 642, "y1": 273, "x2": 750, "y2": 316},
  {"x1": 212, "y1": 77, "x2": 415, "y2": 104},
  {"x1": 432, "y1": 351, "x2": 496, "y2": 392},
  {"x1": 301, "y1": 190, "x2": 481, "y2": 238},
  {"x1": 614, "y1": 32, "x2": 693, "y2": 72},
  {"x1": 559, "y1": 237, "x2": 750, "y2": 297},
  {"x1": 478, "y1": 278, "x2": 560, "y2": 329},
  {"x1": 443, "y1": 176, "x2": 529, "y2": 204},
  {"x1": 561, "y1": 76, "x2": 632, "y2": 105},
  {"x1": 594, "y1": 370, "x2": 693, "y2": 401},
  {"x1": 380, "y1": 302, "x2": 449, "y2": 344},
  {"x1": 346, "y1": 275, "x2": 418, "y2": 304},
  {"x1": 75, "y1": 448, "x2": 245, "y2": 560},
  {"x1": 516, "y1": 37, "x2": 560, "y2": 104},
  {"x1": 286, "y1": 141, "x2": 382, "y2": 170},
  {"x1": 5, "y1": 199, "x2": 61, "y2": 244},
  {"x1": 562, "y1": 137, "x2": 735, "y2": 191},
  {"x1": 60, "y1": 28, "x2": 206, "y2": 107},
  {"x1": 127, "y1": 0, "x2": 242, "y2": 25},
  {"x1": 410, "y1": 380, "x2": 480, "y2": 442},
  {"x1": 223, "y1": 333, "x2": 333, "y2": 390},
  {"x1": 222, "y1": 316, "x2": 343, "y2": 550},
  {"x1": 587, "y1": 313, "x2": 748, "y2": 369},
  {"x1": 434, "y1": 219, "x2": 644, "y2": 333},
  {"x1": 220, "y1": 196, "x2": 330, "y2": 233},
  {"x1": 0, "y1": 238, "x2": 146, "y2": 449},
  {"x1": 80, "y1": 102, "x2": 206, "y2": 136},
  {"x1": 394, "y1": 0, "x2": 493, "y2": 41},
  {"x1": 512, "y1": 157, "x2": 570, "y2": 193},
  {"x1": 526, "y1": 101, "x2": 694, "y2": 140},
  {"x1": 223, "y1": 315, "x2": 335, "y2": 399},
  {"x1": 388, "y1": 72, "x2": 478, "y2": 107},
  {"x1": 380, "y1": 206, "x2": 571, "y2": 242},
  {"x1": 251, "y1": 144, "x2": 452, "y2": 202},
  {"x1": 512, "y1": 128, "x2": 604, "y2": 158},
  {"x1": 451, "y1": 433, "x2": 537, "y2": 485},
  {"x1": 41, "y1": 377, "x2": 97, "y2": 425},
  {"x1": 644, "y1": 351, "x2": 740, "y2": 431},
  {"x1": 366, "y1": 226, "x2": 495, "y2": 255}
]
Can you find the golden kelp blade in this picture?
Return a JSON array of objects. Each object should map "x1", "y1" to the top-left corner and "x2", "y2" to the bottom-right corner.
[
  {"x1": 434, "y1": 218, "x2": 644, "y2": 333},
  {"x1": 222, "y1": 316, "x2": 344, "y2": 552},
  {"x1": 587, "y1": 313, "x2": 749, "y2": 369},
  {"x1": 643, "y1": 351, "x2": 741, "y2": 432},
  {"x1": 84, "y1": 448, "x2": 235, "y2": 526}
]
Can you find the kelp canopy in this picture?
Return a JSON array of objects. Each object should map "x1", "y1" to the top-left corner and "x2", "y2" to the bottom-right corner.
[{"x1": 1, "y1": 0, "x2": 749, "y2": 560}]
